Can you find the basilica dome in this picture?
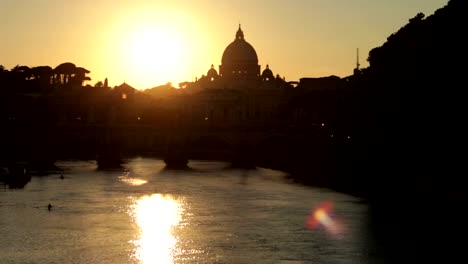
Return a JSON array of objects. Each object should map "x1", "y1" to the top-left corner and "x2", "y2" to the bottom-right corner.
[{"x1": 221, "y1": 25, "x2": 258, "y2": 65}]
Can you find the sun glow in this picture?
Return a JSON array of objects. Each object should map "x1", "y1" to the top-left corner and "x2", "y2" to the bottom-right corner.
[
  {"x1": 125, "y1": 25, "x2": 185, "y2": 88},
  {"x1": 101, "y1": 6, "x2": 204, "y2": 90}
]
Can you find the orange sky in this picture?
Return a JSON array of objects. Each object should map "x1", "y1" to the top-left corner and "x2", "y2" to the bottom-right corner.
[{"x1": 0, "y1": 0, "x2": 449, "y2": 89}]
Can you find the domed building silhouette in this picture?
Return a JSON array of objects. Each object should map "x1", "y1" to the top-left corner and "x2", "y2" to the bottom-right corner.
[
  {"x1": 220, "y1": 25, "x2": 260, "y2": 81},
  {"x1": 174, "y1": 25, "x2": 308, "y2": 126},
  {"x1": 188, "y1": 25, "x2": 289, "y2": 91},
  {"x1": 261, "y1": 65, "x2": 274, "y2": 81}
]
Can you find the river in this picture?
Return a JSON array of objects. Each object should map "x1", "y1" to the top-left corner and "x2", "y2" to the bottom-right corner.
[{"x1": 0, "y1": 158, "x2": 383, "y2": 263}]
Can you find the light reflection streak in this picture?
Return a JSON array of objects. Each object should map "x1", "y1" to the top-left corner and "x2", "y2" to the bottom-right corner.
[
  {"x1": 119, "y1": 171, "x2": 148, "y2": 186},
  {"x1": 121, "y1": 178, "x2": 148, "y2": 186},
  {"x1": 129, "y1": 194, "x2": 182, "y2": 263}
]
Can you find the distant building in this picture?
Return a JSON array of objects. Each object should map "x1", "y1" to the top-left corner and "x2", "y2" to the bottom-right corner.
[
  {"x1": 158, "y1": 24, "x2": 349, "y2": 130},
  {"x1": 177, "y1": 25, "x2": 294, "y2": 124},
  {"x1": 186, "y1": 25, "x2": 290, "y2": 92}
]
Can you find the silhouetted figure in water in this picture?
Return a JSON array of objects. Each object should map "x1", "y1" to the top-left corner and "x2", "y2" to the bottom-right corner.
[
  {"x1": 48, "y1": 204, "x2": 52, "y2": 210},
  {"x1": 60, "y1": 174, "x2": 64, "y2": 179}
]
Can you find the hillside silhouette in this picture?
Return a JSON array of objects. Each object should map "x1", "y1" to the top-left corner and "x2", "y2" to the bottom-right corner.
[
  {"x1": 346, "y1": 0, "x2": 467, "y2": 261},
  {"x1": 143, "y1": 82, "x2": 179, "y2": 98},
  {"x1": 348, "y1": 0, "x2": 466, "y2": 199}
]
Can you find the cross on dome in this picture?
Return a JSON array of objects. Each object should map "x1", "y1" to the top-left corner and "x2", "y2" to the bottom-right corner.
[{"x1": 236, "y1": 24, "x2": 244, "y2": 40}]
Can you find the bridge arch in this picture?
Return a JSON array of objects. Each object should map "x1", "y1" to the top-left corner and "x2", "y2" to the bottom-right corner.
[
  {"x1": 256, "y1": 135, "x2": 292, "y2": 162},
  {"x1": 186, "y1": 135, "x2": 235, "y2": 160}
]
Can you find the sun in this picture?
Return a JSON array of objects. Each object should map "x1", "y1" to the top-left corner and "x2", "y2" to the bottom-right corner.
[
  {"x1": 125, "y1": 25, "x2": 185, "y2": 88},
  {"x1": 102, "y1": 7, "x2": 204, "y2": 89}
]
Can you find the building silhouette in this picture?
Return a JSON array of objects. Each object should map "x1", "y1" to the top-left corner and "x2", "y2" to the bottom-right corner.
[
  {"x1": 219, "y1": 24, "x2": 260, "y2": 84},
  {"x1": 186, "y1": 25, "x2": 290, "y2": 92},
  {"x1": 0, "y1": 24, "x2": 344, "y2": 173},
  {"x1": 177, "y1": 25, "x2": 302, "y2": 125}
]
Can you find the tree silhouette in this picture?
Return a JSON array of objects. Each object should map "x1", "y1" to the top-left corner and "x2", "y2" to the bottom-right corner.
[
  {"x1": 95, "y1": 81, "x2": 103, "y2": 88},
  {"x1": 54, "y1": 62, "x2": 76, "y2": 86},
  {"x1": 30, "y1": 66, "x2": 53, "y2": 93},
  {"x1": 71, "y1": 67, "x2": 91, "y2": 86}
]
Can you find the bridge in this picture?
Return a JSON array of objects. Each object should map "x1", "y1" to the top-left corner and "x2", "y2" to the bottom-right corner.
[{"x1": 2, "y1": 118, "x2": 341, "y2": 172}]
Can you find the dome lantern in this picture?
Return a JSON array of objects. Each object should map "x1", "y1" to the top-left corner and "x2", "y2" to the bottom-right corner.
[{"x1": 236, "y1": 24, "x2": 244, "y2": 40}]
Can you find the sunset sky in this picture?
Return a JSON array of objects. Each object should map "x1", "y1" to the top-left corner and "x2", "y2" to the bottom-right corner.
[{"x1": 1, "y1": 0, "x2": 449, "y2": 90}]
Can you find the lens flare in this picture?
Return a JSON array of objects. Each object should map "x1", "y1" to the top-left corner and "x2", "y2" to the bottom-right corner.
[{"x1": 306, "y1": 200, "x2": 344, "y2": 237}]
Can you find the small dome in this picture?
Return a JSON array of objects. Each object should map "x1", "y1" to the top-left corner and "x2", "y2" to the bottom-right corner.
[
  {"x1": 221, "y1": 25, "x2": 258, "y2": 65},
  {"x1": 262, "y1": 64, "x2": 274, "y2": 79},
  {"x1": 207, "y1": 64, "x2": 218, "y2": 78}
]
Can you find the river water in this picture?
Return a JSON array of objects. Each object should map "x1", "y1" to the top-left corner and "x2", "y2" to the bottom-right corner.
[{"x1": 0, "y1": 158, "x2": 378, "y2": 264}]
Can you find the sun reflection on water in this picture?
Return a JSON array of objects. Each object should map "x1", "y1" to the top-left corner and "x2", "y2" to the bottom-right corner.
[
  {"x1": 120, "y1": 177, "x2": 148, "y2": 186},
  {"x1": 129, "y1": 194, "x2": 182, "y2": 263}
]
